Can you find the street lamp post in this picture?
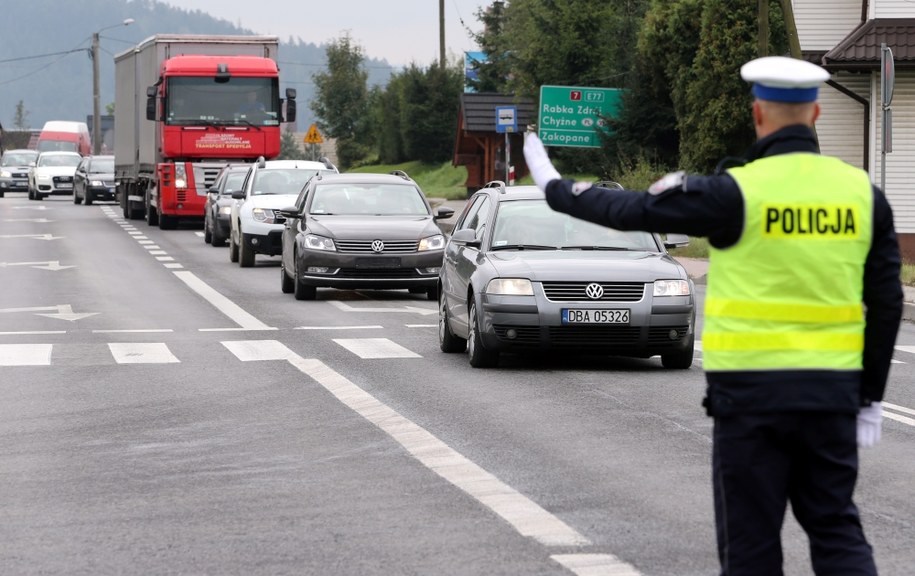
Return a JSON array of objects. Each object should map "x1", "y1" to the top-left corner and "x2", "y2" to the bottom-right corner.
[{"x1": 92, "y1": 18, "x2": 134, "y2": 155}]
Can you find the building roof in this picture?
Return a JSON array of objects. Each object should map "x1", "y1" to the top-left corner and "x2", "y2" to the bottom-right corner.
[
  {"x1": 458, "y1": 93, "x2": 536, "y2": 133},
  {"x1": 822, "y1": 18, "x2": 915, "y2": 71}
]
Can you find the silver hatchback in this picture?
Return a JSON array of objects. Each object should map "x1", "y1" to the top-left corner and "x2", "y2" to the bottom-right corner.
[{"x1": 438, "y1": 183, "x2": 696, "y2": 368}]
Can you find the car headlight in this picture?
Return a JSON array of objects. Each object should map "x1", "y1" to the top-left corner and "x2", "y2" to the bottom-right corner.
[
  {"x1": 485, "y1": 278, "x2": 534, "y2": 296},
  {"x1": 653, "y1": 279, "x2": 691, "y2": 297},
  {"x1": 418, "y1": 234, "x2": 445, "y2": 251},
  {"x1": 252, "y1": 207, "x2": 270, "y2": 222},
  {"x1": 0, "y1": 170, "x2": 11, "y2": 178},
  {"x1": 219, "y1": 206, "x2": 233, "y2": 215},
  {"x1": 304, "y1": 234, "x2": 336, "y2": 251},
  {"x1": 90, "y1": 180, "x2": 104, "y2": 187}
]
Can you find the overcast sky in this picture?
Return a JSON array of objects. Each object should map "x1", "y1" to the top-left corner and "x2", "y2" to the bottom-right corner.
[{"x1": 161, "y1": 0, "x2": 487, "y2": 67}]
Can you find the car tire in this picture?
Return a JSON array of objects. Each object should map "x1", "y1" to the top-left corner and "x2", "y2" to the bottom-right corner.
[
  {"x1": 211, "y1": 232, "x2": 226, "y2": 248},
  {"x1": 28, "y1": 188, "x2": 35, "y2": 200},
  {"x1": 661, "y1": 335, "x2": 695, "y2": 370},
  {"x1": 439, "y1": 292, "x2": 466, "y2": 353},
  {"x1": 203, "y1": 216, "x2": 212, "y2": 244},
  {"x1": 426, "y1": 286, "x2": 439, "y2": 301},
  {"x1": 281, "y1": 261, "x2": 294, "y2": 294},
  {"x1": 239, "y1": 234, "x2": 255, "y2": 268},
  {"x1": 467, "y1": 300, "x2": 498, "y2": 368},
  {"x1": 84, "y1": 192, "x2": 93, "y2": 206},
  {"x1": 293, "y1": 259, "x2": 316, "y2": 300},
  {"x1": 229, "y1": 231, "x2": 240, "y2": 263},
  {"x1": 73, "y1": 191, "x2": 82, "y2": 205}
]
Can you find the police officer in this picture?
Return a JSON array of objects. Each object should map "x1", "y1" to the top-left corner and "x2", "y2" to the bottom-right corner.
[{"x1": 524, "y1": 56, "x2": 904, "y2": 575}]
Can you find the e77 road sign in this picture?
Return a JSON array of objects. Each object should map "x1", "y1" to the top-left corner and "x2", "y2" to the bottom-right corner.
[{"x1": 538, "y1": 85, "x2": 622, "y2": 148}]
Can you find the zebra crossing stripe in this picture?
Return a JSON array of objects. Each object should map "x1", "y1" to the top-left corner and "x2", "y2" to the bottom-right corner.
[
  {"x1": 0, "y1": 344, "x2": 52, "y2": 366},
  {"x1": 108, "y1": 343, "x2": 180, "y2": 364},
  {"x1": 333, "y1": 338, "x2": 421, "y2": 359}
]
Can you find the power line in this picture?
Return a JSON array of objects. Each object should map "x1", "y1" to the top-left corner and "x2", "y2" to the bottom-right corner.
[{"x1": 0, "y1": 47, "x2": 87, "y2": 65}]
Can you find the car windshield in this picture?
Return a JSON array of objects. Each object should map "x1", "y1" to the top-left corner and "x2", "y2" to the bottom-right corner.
[
  {"x1": 89, "y1": 158, "x2": 114, "y2": 173},
  {"x1": 491, "y1": 199, "x2": 659, "y2": 251},
  {"x1": 252, "y1": 169, "x2": 331, "y2": 196},
  {"x1": 223, "y1": 171, "x2": 247, "y2": 194},
  {"x1": 310, "y1": 183, "x2": 428, "y2": 216},
  {"x1": 166, "y1": 76, "x2": 279, "y2": 127},
  {"x1": 38, "y1": 154, "x2": 81, "y2": 167},
  {"x1": 2, "y1": 152, "x2": 38, "y2": 166}
]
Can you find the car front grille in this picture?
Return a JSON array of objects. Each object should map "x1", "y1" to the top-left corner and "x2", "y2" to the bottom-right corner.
[
  {"x1": 547, "y1": 325, "x2": 643, "y2": 346},
  {"x1": 336, "y1": 268, "x2": 423, "y2": 279},
  {"x1": 542, "y1": 282, "x2": 646, "y2": 302},
  {"x1": 336, "y1": 240, "x2": 419, "y2": 254},
  {"x1": 53, "y1": 175, "x2": 73, "y2": 184}
]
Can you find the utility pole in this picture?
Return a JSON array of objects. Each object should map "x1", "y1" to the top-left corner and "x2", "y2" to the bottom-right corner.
[
  {"x1": 91, "y1": 18, "x2": 134, "y2": 155},
  {"x1": 758, "y1": 0, "x2": 769, "y2": 57},
  {"x1": 439, "y1": 0, "x2": 446, "y2": 68}
]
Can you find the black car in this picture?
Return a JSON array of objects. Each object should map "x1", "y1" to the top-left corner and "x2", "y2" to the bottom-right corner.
[
  {"x1": 204, "y1": 164, "x2": 250, "y2": 247},
  {"x1": 277, "y1": 171, "x2": 455, "y2": 301},
  {"x1": 73, "y1": 155, "x2": 115, "y2": 205}
]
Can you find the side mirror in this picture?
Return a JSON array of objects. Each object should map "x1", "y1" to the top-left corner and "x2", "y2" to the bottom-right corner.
[
  {"x1": 450, "y1": 228, "x2": 480, "y2": 247},
  {"x1": 145, "y1": 96, "x2": 157, "y2": 121},
  {"x1": 275, "y1": 206, "x2": 299, "y2": 219},
  {"x1": 663, "y1": 233, "x2": 690, "y2": 249},
  {"x1": 284, "y1": 98, "x2": 296, "y2": 124},
  {"x1": 208, "y1": 186, "x2": 219, "y2": 195},
  {"x1": 433, "y1": 206, "x2": 455, "y2": 220},
  {"x1": 231, "y1": 190, "x2": 246, "y2": 200}
]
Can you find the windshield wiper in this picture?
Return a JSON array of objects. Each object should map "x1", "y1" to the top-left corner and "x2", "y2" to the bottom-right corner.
[
  {"x1": 231, "y1": 119, "x2": 262, "y2": 131},
  {"x1": 561, "y1": 245, "x2": 634, "y2": 251},
  {"x1": 491, "y1": 244, "x2": 558, "y2": 251}
]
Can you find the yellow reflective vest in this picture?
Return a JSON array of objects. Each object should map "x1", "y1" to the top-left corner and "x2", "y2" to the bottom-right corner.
[{"x1": 704, "y1": 153, "x2": 872, "y2": 372}]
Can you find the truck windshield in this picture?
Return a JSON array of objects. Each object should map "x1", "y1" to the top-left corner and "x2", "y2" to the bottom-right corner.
[{"x1": 166, "y1": 77, "x2": 279, "y2": 127}]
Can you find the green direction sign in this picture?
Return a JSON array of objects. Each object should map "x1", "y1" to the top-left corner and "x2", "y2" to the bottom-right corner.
[{"x1": 538, "y1": 85, "x2": 623, "y2": 148}]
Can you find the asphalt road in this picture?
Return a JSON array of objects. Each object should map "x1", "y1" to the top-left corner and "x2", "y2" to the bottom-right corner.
[{"x1": 1, "y1": 194, "x2": 913, "y2": 576}]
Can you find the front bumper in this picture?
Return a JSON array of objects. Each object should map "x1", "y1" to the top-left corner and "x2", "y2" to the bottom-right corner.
[
  {"x1": 0, "y1": 176, "x2": 29, "y2": 191},
  {"x1": 242, "y1": 230, "x2": 284, "y2": 257},
  {"x1": 476, "y1": 284, "x2": 694, "y2": 357},
  {"x1": 86, "y1": 184, "x2": 116, "y2": 201},
  {"x1": 297, "y1": 249, "x2": 443, "y2": 290}
]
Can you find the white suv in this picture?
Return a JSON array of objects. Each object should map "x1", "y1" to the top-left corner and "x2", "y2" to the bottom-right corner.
[
  {"x1": 230, "y1": 158, "x2": 338, "y2": 267},
  {"x1": 28, "y1": 151, "x2": 82, "y2": 200}
]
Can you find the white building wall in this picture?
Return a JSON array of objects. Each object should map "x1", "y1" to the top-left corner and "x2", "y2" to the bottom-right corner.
[
  {"x1": 873, "y1": 0, "x2": 915, "y2": 18},
  {"x1": 793, "y1": 0, "x2": 862, "y2": 50},
  {"x1": 817, "y1": 74, "x2": 870, "y2": 169},
  {"x1": 874, "y1": 72, "x2": 915, "y2": 234}
]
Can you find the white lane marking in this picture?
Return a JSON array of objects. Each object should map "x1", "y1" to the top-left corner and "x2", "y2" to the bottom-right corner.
[
  {"x1": 133, "y1": 236, "x2": 149, "y2": 241},
  {"x1": 194, "y1": 232, "x2": 204, "y2": 237},
  {"x1": 295, "y1": 325, "x2": 383, "y2": 330},
  {"x1": 138, "y1": 240, "x2": 154, "y2": 245},
  {"x1": 334, "y1": 338, "x2": 421, "y2": 359},
  {"x1": 108, "y1": 343, "x2": 179, "y2": 364},
  {"x1": 128, "y1": 231, "x2": 144, "y2": 236},
  {"x1": 143, "y1": 245, "x2": 161, "y2": 250},
  {"x1": 406, "y1": 324, "x2": 437, "y2": 328},
  {"x1": 884, "y1": 402, "x2": 915, "y2": 416},
  {"x1": 327, "y1": 300, "x2": 438, "y2": 316},
  {"x1": 895, "y1": 346, "x2": 915, "y2": 354},
  {"x1": 883, "y1": 402, "x2": 915, "y2": 427},
  {"x1": 221, "y1": 340, "x2": 590, "y2": 547},
  {"x1": 0, "y1": 331, "x2": 66, "y2": 335},
  {"x1": 551, "y1": 553, "x2": 642, "y2": 576},
  {"x1": 172, "y1": 271, "x2": 274, "y2": 331},
  {"x1": 0, "y1": 344, "x2": 52, "y2": 366},
  {"x1": 149, "y1": 250, "x2": 167, "y2": 255},
  {"x1": 92, "y1": 329, "x2": 174, "y2": 334},
  {"x1": 694, "y1": 340, "x2": 703, "y2": 352},
  {"x1": 155, "y1": 256, "x2": 175, "y2": 262},
  {"x1": 163, "y1": 263, "x2": 184, "y2": 269}
]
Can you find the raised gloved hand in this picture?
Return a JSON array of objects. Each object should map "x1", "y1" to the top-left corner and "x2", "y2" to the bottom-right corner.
[
  {"x1": 523, "y1": 132, "x2": 561, "y2": 191},
  {"x1": 857, "y1": 402, "x2": 883, "y2": 448}
]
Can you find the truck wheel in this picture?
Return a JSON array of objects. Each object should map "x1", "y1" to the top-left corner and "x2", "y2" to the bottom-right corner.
[
  {"x1": 239, "y1": 235, "x2": 255, "y2": 267},
  {"x1": 159, "y1": 214, "x2": 177, "y2": 230},
  {"x1": 146, "y1": 205, "x2": 158, "y2": 227},
  {"x1": 121, "y1": 196, "x2": 130, "y2": 219}
]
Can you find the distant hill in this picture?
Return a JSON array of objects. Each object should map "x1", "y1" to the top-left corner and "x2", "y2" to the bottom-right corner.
[{"x1": 0, "y1": 0, "x2": 395, "y2": 133}]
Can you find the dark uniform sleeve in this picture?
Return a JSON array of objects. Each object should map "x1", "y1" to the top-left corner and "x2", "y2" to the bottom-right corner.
[
  {"x1": 861, "y1": 186, "x2": 904, "y2": 404},
  {"x1": 544, "y1": 174, "x2": 744, "y2": 248}
]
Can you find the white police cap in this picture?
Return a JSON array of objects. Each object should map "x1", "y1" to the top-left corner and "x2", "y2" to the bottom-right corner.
[{"x1": 740, "y1": 56, "x2": 830, "y2": 103}]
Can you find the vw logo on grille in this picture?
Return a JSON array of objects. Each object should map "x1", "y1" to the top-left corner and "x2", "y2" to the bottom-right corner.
[
  {"x1": 585, "y1": 283, "x2": 604, "y2": 300},
  {"x1": 371, "y1": 240, "x2": 385, "y2": 253}
]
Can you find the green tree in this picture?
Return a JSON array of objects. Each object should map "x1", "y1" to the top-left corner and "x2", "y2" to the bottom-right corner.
[
  {"x1": 398, "y1": 63, "x2": 463, "y2": 163},
  {"x1": 13, "y1": 100, "x2": 29, "y2": 130},
  {"x1": 277, "y1": 130, "x2": 307, "y2": 160},
  {"x1": 468, "y1": 1, "x2": 512, "y2": 93},
  {"x1": 311, "y1": 34, "x2": 371, "y2": 168}
]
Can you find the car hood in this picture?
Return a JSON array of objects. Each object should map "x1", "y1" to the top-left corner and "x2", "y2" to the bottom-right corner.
[
  {"x1": 307, "y1": 215, "x2": 442, "y2": 239},
  {"x1": 486, "y1": 250, "x2": 688, "y2": 282},
  {"x1": 33, "y1": 166, "x2": 78, "y2": 177},
  {"x1": 243, "y1": 194, "x2": 298, "y2": 209}
]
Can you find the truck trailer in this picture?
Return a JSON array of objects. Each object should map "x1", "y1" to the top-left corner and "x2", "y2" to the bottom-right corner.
[{"x1": 114, "y1": 34, "x2": 296, "y2": 228}]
